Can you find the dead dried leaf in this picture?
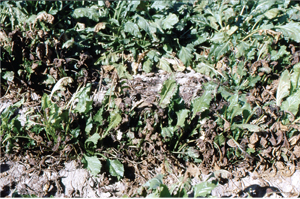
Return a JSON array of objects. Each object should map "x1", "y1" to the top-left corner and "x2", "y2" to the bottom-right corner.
[
  {"x1": 249, "y1": 132, "x2": 259, "y2": 144},
  {"x1": 260, "y1": 137, "x2": 268, "y2": 148},
  {"x1": 261, "y1": 146, "x2": 272, "y2": 158},
  {"x1": 36, "y1": 12, "x2": 54, "y2": 24},
  {"x1": 269, "y1": 133, "x2": 277, "y2": 146},
  {"x1": 131, "y1": 62, "x2": 139, "y2": 75},
  {"x1": 275, "y1": 130, "x2": 283, "y2": 145},
  {"x1": 227, "y1": 139, "x2": 237, "y2": 148},
  {"x1": 95, "y1": 22, "x2": 106, "y2": 32},
  {"x1": 289, "y1": 135, "x2": 300, "y2": 145},
  {"x1": 213, "y1": 169, "x2": 232, "y2": 179},
  {"x1": 115, "y1": 98, "x2": 122, "y2": 107},
  {"x1": 248, "y1": 143, "x2": 255, "y2": 149},
  {"x1": 102, "y1": 65, "x2": 115, "y2": 72},
  {"x1": 224, "y1": 120, "x2": 230, "y2": 131},
  {"x1": 293, "y1": 145, "x2": 300, "y2": 158},
  {"x1": 31, "y1": 62, "x2": 39, "y2": 70},
  {"x1": 275, "y1": 161, "x2": 285, "y2": 170},
  {"x1": 279, "y1": 123, "x2": 289, "y2": 131},
  {"x1": 185, "y1": 163, "x2": 201, "y2": 180}
]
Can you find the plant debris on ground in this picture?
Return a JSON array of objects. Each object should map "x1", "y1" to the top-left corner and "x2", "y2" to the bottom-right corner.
[{"x1": 1, "y1": 0, "x2": 300, "y2": 197}]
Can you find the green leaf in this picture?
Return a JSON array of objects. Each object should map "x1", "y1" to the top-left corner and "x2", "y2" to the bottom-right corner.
[
  {"x1": 214, "y1": 133, "x2": 225, "y2": 146},
  {"x1": 144, "y1": 174, "x2": 164, "y2": 190},
  {"x1": 3, "y1": 71, "x2": 14, "y2": 81},
  {"x1": 43, "y1": 74, "x2": 56, "y2": 85},
  {"x1": 227, "y1": 93, "x2": 251, "y2": 120},
  {"x1": 191, "y1": 90, "x2": 213, "y2": 120},
  {"x1": 232, "y1": 124, "x2": 263, "y2": 132},
  {"x1": 175, "y1": 186, "x2": 188, "y2": 197},
  {"x1": 13, "y1": 97, "x2": 25, "y2": 108},
  {"x1": 158, "y1": 58, "x2": 172, "y2": 72},
  {"x1": 281, "y1": 89, "x2": 300, "y2": 116},
  {"x1": 158, "y1": 184, "x2": 171, "y2": 197},
  {"x1": 113, "y1": 64, "x2": 133, "y2": 80},
  {"x1": 210, "y1": 32, "x2": 225, "y2": 43},
  {"x1": 251, "y1": 0, "x2": 276, "y2": 16},
  {"x1": 275, "y1": 22, "x2": 300, "y2": 43},
  {"x1": 83, "y1": 155, "x2": 102, "y2": 176},
  {"x1": 75, "y1": 84, "x2": 93, "y2": 114},
  {"x1": 291, "y1": 63, "x2": 300, "y2": 92},
  {"x1": 159, "y1": 78, "x2": 178, "y2": 108},
  {"x1": 162, "y1": 13, "x2": 179, "y2": 30},
  {"x1": 85, "y1": 133, "x2": 101, "y2": 146},
  {"x1": 72, "y1": 7, "x2": 100, "y2": 21},
  {"x1": 176, "y1": 109, "x2": 190, "y2": 127},
  {"x1": 207, "y1": 16, "x2": 219, "y2": 30},
  {"x1": 41, "y1": 93, "x2": 52, "y2": 111},
  {"x1": 209, "y1": 40, "x2": 231, "y2": 61},
  {"x1": 103, "y1": 110, "x2": 122, "y2": 138},
  {"x1": 143, "y1": 59, "x2": 153, "y2": 73},
  {"x1": 161, "y1": 126, "x2": 175, "y2": 138},
  {"x1": 124, "y1": 22, "x2": 142, "y2": 38},
  {"x1": 178, "y1": 44, "x2": 194, "y2": 66},
  {"x1": 107, "y1": 159, "x2": 124, "y2": 178},
  {"x1": 195, "y1": 62, "x2": 224, "y2": 78},
  {"x1": 187, "y1": 147, "x2": 200, "y2": 159},
  {"x1": 276, "y1": 70, "x2": 290, "y2": 106},
  {"x1": 264, "y1": 8, "x2": 279, "y2": 19},
  {"x1": 194, "y1": 181, "x2": 218, "y2": 197},
  {"x1": 151, "y1": 1, "x2": 170, "y2": 10},
  {"x1": 85, "y1": 115, "x2": 93, "y2": 134},
  {"x1": 235, "y1": 41, "x2": 251, "y2": 59},
  {"x1": 270, "y1": 45, "x2": 290, "y2": 61},
  {"x1": 136, "y1": 15, "x2": 158, "y2": 42},
  {"x1": 94, "y1": 107, "x2": 104, "y2": 125}
]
